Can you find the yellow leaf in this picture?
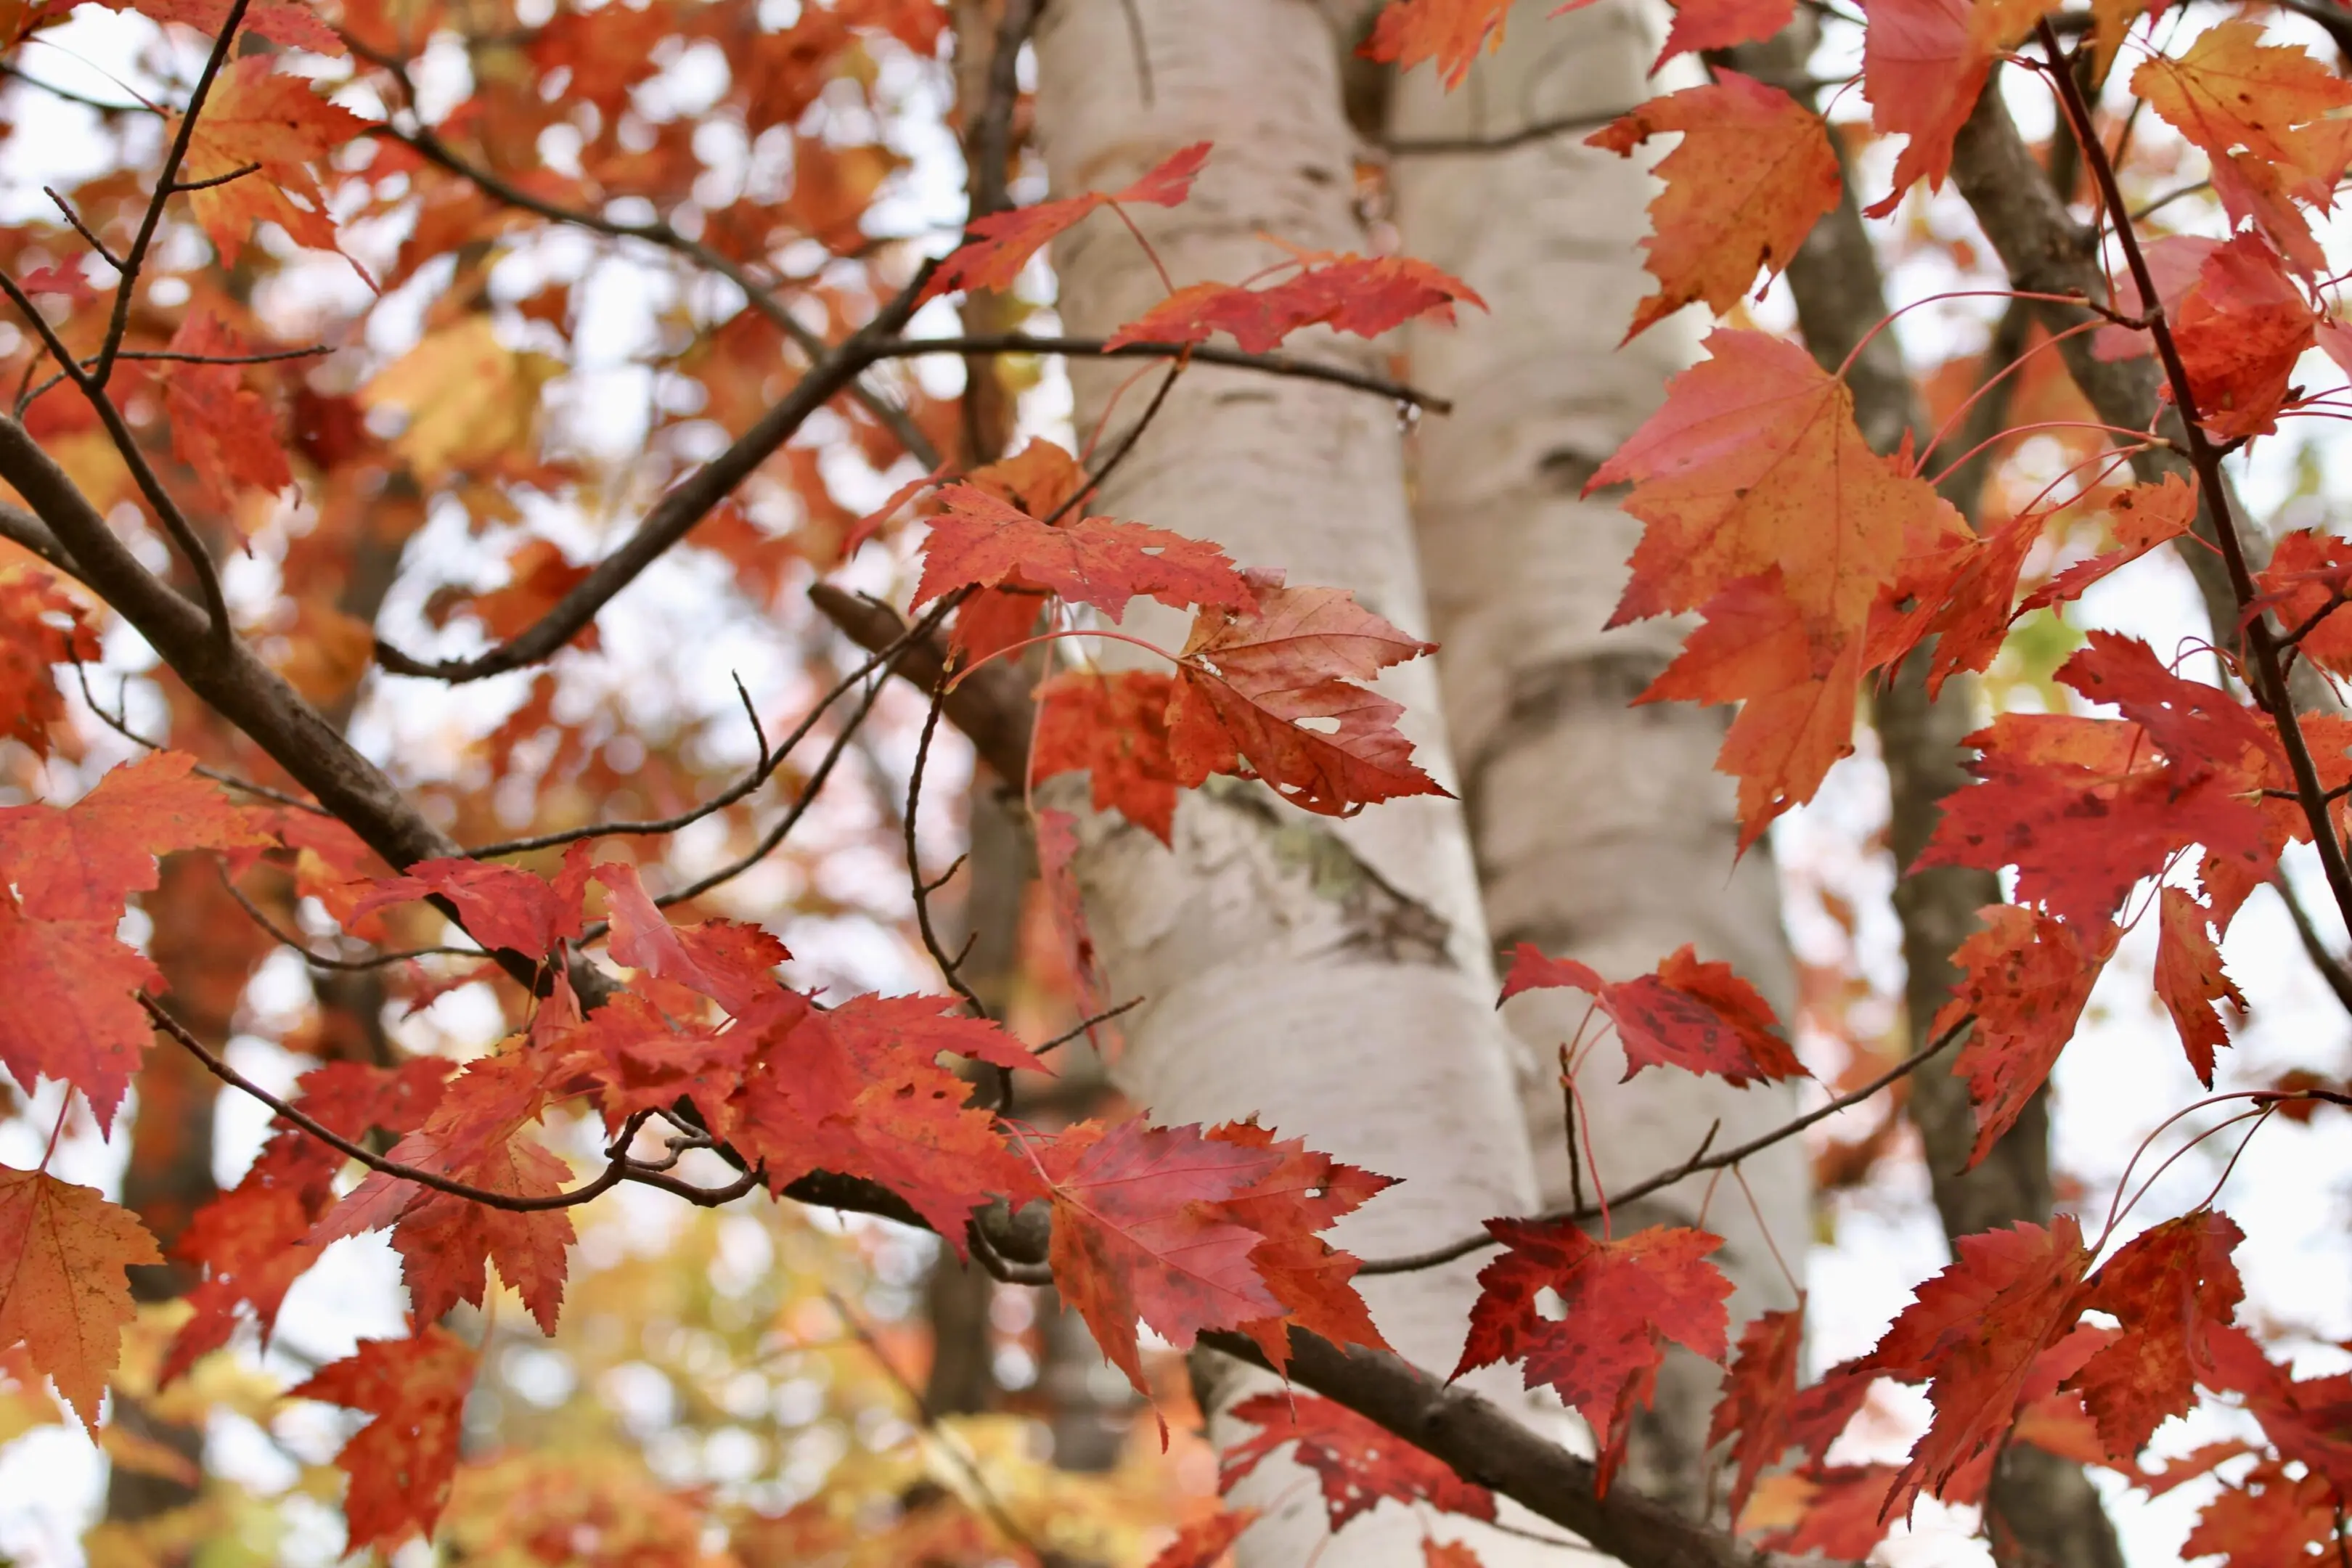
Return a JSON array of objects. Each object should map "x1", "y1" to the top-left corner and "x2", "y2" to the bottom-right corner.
[{"x1": 362, "y1": 317, "x2": 562, "y2": 481}]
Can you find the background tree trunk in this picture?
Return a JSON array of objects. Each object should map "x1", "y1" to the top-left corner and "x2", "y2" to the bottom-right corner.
[
  {"x1": 1385, "y1": 0, "x2": 1806, "y2": 1520},
  {"x1": 1031, "y1": 1, "x2": 1572, "y2": 1558}
]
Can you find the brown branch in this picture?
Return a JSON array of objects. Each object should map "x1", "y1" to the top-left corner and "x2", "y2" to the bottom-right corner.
[
  {"x1": 1355, "y1": 1013, "x2": 1973, "y2": 1276},
  {"x1": 372, "y1": 265, "x2": 934, "y2": 683},
  {"x1": 1197, "y1": 1328, "x2": 1842, "y2": 1568},
  {"x1": 2274, "y1": 870, "x2": 2352, "y2": 1016}
]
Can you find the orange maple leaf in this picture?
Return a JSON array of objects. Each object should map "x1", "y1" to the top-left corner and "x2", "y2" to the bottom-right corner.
[
  {"x1": 1588, "y1": 74, "x2": 1841, "y2": 341},
  {"x1": 1860, "y1": 0, "x2": 2059, "y2": 216},
  {"x1": 160, "y1": 312, "x2": 293, "y2": 511},
  {"x1": 0, "y1": 889, "x2": 167, "y2": 1132},
  {"x1": 912, "y1": 483, "x2": 1254, "y2": 622},
  {"x1": 179, "y1": 57, "x2": 371, "y2": 264},
  {"x1": 1104, "y1": 253, "x2": 1484, "y2": 355},
  {"x1": 0, "y1": 1166, "x2": 160, "y2": 1430},
  {"x1": 1359, "y1": 0, "x2": 1514, "y2": 89}
]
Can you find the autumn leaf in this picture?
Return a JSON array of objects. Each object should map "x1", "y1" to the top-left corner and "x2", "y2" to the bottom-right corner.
[
  {"x1": 0, "y1": 564, "x2": 98, "y2": 758},
  {"x1": 309, "y1": 1051, "x2": 576, "y2": 1334},
  {"x1": 1743, "y1": 1464, "x2": 1907, "y2": 1559},
  {"x1": 1033, "y1": 670, "x2": 1183, "y2": 844},
  {"x1": 2250, "y1": 528, "x2": 2352, "y2": 676},
  {"x1": 1021, "y1": 1117, "x2": 1285, "y2": 1396},
  {"x1": 1855, "y1": 1214, "x2": 2093, "y2": 1518},
  {"x1": 1932, "y1": 905, "x2": 2114, "y2": 1165},
  {"x1": 68, "y1": 0, "x2": 346, "y2": 52},
  {"x1": 1422, "y1": 1542, "x2": 1484, "y2": 1568},
  {"x1": 2165, "y1": 232, "x2": 2316, "y2": 438},
  {"x1": 595, "y1": 859, "x2": 790, "y2": 1016},
  {"x1": 291, "y1": 1327, "x2": 478, "y2": 1552},
  {"x1": 2154, "y1": 888, "x2": 2243, "y2": 1087},
  {"x1": 1453, "y1": 1220, "x2": 1731, "y2": 1486},
  {"x1": 0, "y1": 750, "x2": 271, "y2": 920},
  {"x1": 1708, "y1": 1304, "x2": 1806, "y2": 1517},
  {"x1": 0, "y1": 889, "x2": 167, "y2": 1132},
  {"x1": 1501, "y1": 942, "x2": 1808, "y2": 1087},
  {"x1": 1359, "y1": 0, "x2": 1512, "y2": 88},
  {"x1": 1588, "y1": 75, "x2": 1841, "y2": 341},
  {"x1": 912, "y1": 483, "x2": 1254, "y2": 622},
  {"x1": 1860, "y1": 0, "x2": 2059, "y2": 217},
  {"x1": 348, "y1": 841, "x2": 593, "y2": 960},
  {"x1": 1167, "y1": 569, "x2": 1448, "y2": 815},
  {"x1": 2183, "y1": 1461, "x2": 2337, "y2": 1568},
  {"x1": 1146, "y1": 1508, "x2": 1258, "y2": 1568},
  {"x1": 1923, "y1": 636, "x2": 2279, "y2": 927},
  {"x1": 1223, "y1": 1392, "x2": 1498, "y2": 1530},
  {"x1": 179, "y1": 57, "x2": 371, "y2": 264},
  {"x1": 727, "y1": 992, "x2": 1037, "y2": 1243},
  {"x1": 2135, "y1": 22, "x2": 2352, "y2": 180},
  {"x1": 160, "y1": 312, "x2": 293, "y2": 510},
  {"x1": 0, "y1": 1165, "x2": 160, "y2": 1430},
  {"x1": 1103, "y1": 253, "x2": 1484, "y2": 354},
  {"x1": 361, "y1": 315, "x2": 563, "y2": 479},
  {"x1": 2069, "y1": 1211, "x2": 2245, "y2": 1459},
  {"x1": 918, "y1": 142, "x2": 1209, "y2": 302},
  {"x1": 2018, "y1": 474, "x2": 2200, "y2": 614},
  {"x1": 1206, "y1": 1119, "x2": 1395, "y2": 1369}
]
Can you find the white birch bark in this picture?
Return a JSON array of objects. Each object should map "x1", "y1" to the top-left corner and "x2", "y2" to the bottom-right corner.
[
  {"x1": 1030, "y1": 2, "x2": 1573, "y2": 1559},
  {"x1": 1387, "y1": 0, "x2": 1810, "y2": 1516}
]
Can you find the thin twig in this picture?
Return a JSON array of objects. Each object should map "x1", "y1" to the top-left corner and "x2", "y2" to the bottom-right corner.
[
  {"x1": 907, "y1": 666, "x2": 991, "y2": 1018},
  {"x1": 1356, "y1": 1013, "x2": 1975, "y2": 1275},
  {"x1": 862, "y1": 332, "x2": 1450, "y2": 412},
  {"x1": 72, "y1": 662, "x2": 334, "y2": 814},
  {"x1": 148, "y1": 997, "x2": 765, "y2": 1210},
  {"x1": 214, "y1": 862, "x2": 478, "y2": 972},
  {"x1": 2273, "y1": 870, "x2": 2352, "y2": 1016},
  {"x1": 1032, "y1": 997, "x2": 1143, "y2": 1056}
]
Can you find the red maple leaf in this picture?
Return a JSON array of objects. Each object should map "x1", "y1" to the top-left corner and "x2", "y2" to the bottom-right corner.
[
  {"x1": 1708, "y1": 1304, "x2": 1806, "y2": 1517},
  {"x1": 1923, "y1": 636, "x2": 2279, "y2": 927},
  {"x1": 0, "y1": 888, "x2": 167, "y2": 1131},
  {"x1": 2183, "y1": 1460, "x2": 2337, "y2": 1568},
  {"x1": 0, "y1": 565, "x2": 99, "y2": 759},
  {"x1": 912, "y1": 483, "x2": 1254, "y2": 623},
  {"x1": 1854, "y1": 1214, "x2": 2093, "y2": 1519},
  {"x1": 1587, "y1": 75, "x2": 1840, "y2": 340},
  {"x1": 2154, "y1": 888, "x2": 2244, "y2": 1087},
  {"x1": 1501, "y1": 943, "x2": 1808, "y2": 1087},
  {"x1": 1104, "y1": 253, "x2": 1483, "y2": 355},
  {"x1": 1146, "y1": 1508, "x2": 1259, "y2": 1568},
  {"x1": 1859, "y1": 0, "x2": 2057, "y2": 217},
  {"x1": 164, "y1": 1056, "x2": 452, "y2": 1381},
  {"x1": 1932, "y1": 905, "x2": 2115, "y2": 1165},
  {"x1": 727, "y1": 992, "x2": 1037, "y2": 1243},
  {"x1": 291, "y1": 1327, "x2": 477, "y2": 1552},
  {"x1": 348, "y1": 841, "x2": 593, "y2": 960},
  {"x1": 595, "y1": 860, "x2": 790, "y2": 1016},
  {"x1": 1205, "y1": 1119, "x2": 1396, "y2": 1370},
  {"x1": 1452, "y1": 1220, "x2": 1732, "y2": 1487},
  {"x1": 2250, "y1": 527, "x2": 2352, "y2": 677},
  {"x1": 61, "y1": 0, "x2": 346, "y2": 52},
  {"x1": 2165, "y1": 233, "x2": 2316, "y2": 437},
  {"x1": 1743, "y1": 1463, "x2": 1907, "y2": 1558},
  {"x1": 160, "y1": 312, "x2": 293, "y2": 509},
  {"x1": 2068, "y1": 1210, "x2": 2245, "y2": 1461},
  {"x1": 0, "y1": 750, "x2": 271, "y2": 920},
  {"x1": 1017, "y1": 1117, "x2": 1286, "y2": 1396},
  {"x1": 1167, "y1": 569, "x2": 1449, "y2": 816},
  {"x1": 1033, "y1": 670, "x2": 1183, "y2": 844},
  {"x1": 917, "y1": 142, "x2": 1209, "y2": 302},
  {"x1": 539, "y1": 992, "x2": 754, "y2": 1140},
  {"x1": 1222, "y1": 1392, "x2": 1497, "y2": 1530},
  {"x1": 310, "y1": 1050, "x2": 576, "y2": 1333}
]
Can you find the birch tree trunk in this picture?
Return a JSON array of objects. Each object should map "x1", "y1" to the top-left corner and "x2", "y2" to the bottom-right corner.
[
  {"x1": 1387, "y1": 0, "x2": 1808, "y2": 1517},
  {"x1": 1031, "y1": 3, "x2": 1572, "y2": 1559}
]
